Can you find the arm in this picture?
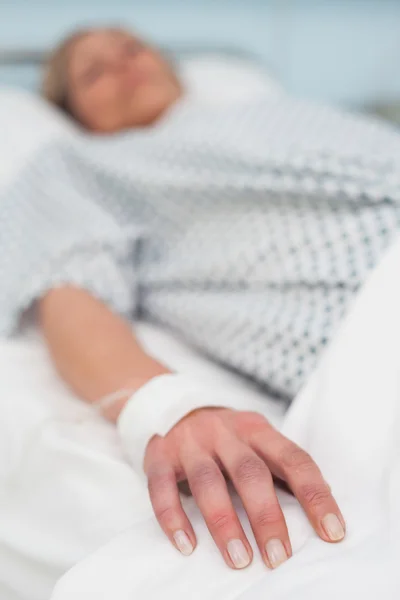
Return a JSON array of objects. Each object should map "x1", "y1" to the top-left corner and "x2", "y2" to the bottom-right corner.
[
  {"x1": 39, "y1": 286, "x2": 170, "y2": 422},
  {"x1": 39, "y1": 285, "x2": 345, "y2": 570}
]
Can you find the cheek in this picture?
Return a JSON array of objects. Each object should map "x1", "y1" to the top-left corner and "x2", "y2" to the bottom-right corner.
[
  {"x1": 137, "y1": 52, "x2": 173, "y2": 81},
  {"x1": 74, "y1": 80, "x2": 124, "y2": 130}
]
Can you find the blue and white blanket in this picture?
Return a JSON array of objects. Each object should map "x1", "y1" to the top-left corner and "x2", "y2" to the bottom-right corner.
[{"x1": 1, "y1": 90, "x2": 400, "y2": 399}]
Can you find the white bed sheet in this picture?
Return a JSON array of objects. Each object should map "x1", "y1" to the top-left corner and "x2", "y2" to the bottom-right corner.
[
  {"x1": 51, "y1": 237, "x2": 400, "y2": 600},
  {"x1": 0, "y1": 321, "x2": 284, "y2": 600}
]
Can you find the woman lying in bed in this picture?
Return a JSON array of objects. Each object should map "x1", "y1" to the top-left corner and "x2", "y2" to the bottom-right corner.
[{"x1": 23, "y1": 26, "x2": 400, "y2": 571}]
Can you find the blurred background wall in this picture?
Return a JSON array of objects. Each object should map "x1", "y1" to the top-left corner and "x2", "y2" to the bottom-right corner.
[{"x1": 1, "y1": 0, "x2": 400, "y2": 110}]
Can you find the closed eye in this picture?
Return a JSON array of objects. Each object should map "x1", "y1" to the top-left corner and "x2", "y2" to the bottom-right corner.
[
  {"x1": 124, "y1": 39, "x2": 145, "y2": 57},
  {"x1": 80, "y1": 62, "x2": 106, "y2": 86}
]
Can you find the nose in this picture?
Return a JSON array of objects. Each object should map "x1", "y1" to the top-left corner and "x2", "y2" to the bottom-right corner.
[{"x1": 109, "y1": 53, "x2": 130, "y2": 73}]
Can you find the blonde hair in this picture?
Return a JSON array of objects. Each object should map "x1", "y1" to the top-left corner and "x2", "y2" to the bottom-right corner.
[
  {"x1": 42, "y1": 27, "x2": 135, "y2": 116},
  {"x1": 42, "y1": 29, "x2": 92, "y2": 115}
]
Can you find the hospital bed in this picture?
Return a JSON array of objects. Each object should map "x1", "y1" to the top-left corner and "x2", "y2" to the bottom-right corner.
[{"x1": 1, "y1": 32, "x2": 400, "y2": 600}]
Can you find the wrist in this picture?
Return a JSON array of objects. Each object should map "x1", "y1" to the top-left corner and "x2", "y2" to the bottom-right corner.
[
  {"x1": 99, "y1": 365, "x2": 171, "y2": 423},
  {"x1": 117, "y1": 374, "x2": 249, "y2": 477}
]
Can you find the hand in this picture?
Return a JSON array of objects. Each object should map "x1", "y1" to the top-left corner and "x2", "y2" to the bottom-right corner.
[{"x1": 144, "y1": 407, "x2": 345, "y2": 570}]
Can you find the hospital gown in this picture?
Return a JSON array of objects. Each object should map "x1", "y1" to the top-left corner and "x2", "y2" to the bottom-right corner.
[{"x1": 1, "y1": 94, "x2": 400, "y2": 400}]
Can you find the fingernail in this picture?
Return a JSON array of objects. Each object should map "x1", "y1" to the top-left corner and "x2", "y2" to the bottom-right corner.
[
  {"x1": 265, "y1": 539, "x2": 288, "y2": 569},
  {"x1": 322, "y1": 513, "x2": 345, "y2": 542},
  {"x1": 173, "y1": 530, "x2": 194, "y2": 556},
  {"x1": 227, "y1": 539, "x2": 251, "y2": 569}
]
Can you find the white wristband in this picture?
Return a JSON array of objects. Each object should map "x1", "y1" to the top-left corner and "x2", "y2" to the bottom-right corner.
[{"x1": 117, "y1": 373, "x2": 259, "y2": 478}]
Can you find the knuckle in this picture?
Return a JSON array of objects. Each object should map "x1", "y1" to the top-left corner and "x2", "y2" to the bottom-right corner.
[
  {"x1": 280, "y1": 444, "x2": 314, "y2": 472},
  {"x1": 234, "y1": 455, "x2": 269, "y2": 485},
  {"x1": 244, "y1": 411, "x2": 268, "y2": 425},
  {"x1": 237, "y1": 411, "x2": 268, "y2": 436},
  {"x1": 146, "y1": 434, "x2": 162, "y2": 451},
  {"x1": 300, "y1": 483, "x2": 331, "y2": 508},
  {"x1": 147, "y1": 471, "x2": 174, "y2": 497},
  {"x1": 254, "y1": 505, "x2": 283, "y2": 529},
  {"x1": 208, "y1": 512, "x2": 234, "y2": 532},
  {"x1": 153, "y1": 504, "x2": 178, "y2": 526},
  {"x1": 190, "y1": 462, "x2": 220, "y2": 491},
  {"x1": 145, "y1": 435, "x2": 166, "y2": 462}
]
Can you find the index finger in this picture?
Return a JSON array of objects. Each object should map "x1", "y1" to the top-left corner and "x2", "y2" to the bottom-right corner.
[
  {"x1": 145, "y1": 436, "x2": 197, "y2": 557},
  {"x1": 252, "y1": 427, "x2": 346, "y2": 544}
]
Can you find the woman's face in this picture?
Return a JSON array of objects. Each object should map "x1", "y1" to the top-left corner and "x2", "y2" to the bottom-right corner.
[{"x1": 66, "y1": 30, "x2": 183, "y2": 133}]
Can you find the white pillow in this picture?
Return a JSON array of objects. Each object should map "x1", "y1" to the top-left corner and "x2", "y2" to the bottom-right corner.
[
  {"x1": 178, "y1": 54, "x2": 283, "y2": 105},
  {"x1": 0, "y1": 58, "x2": 282, "y2": 186},
  {"x1": 0, "y1": 88, "x2": 75, "y2": 189}
]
